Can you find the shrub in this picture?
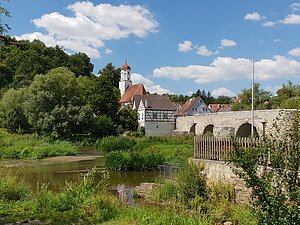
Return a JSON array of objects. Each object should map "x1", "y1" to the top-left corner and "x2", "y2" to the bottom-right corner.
[
  {"x1": 0, "y1": 175, "x2": 30, "y2": 201},
  {"x1": 105, "y1": 151, "x2": 165, "y2": 171},
  {"x1": 95, "y1": 136, "x2": 136, "y2": 152}
]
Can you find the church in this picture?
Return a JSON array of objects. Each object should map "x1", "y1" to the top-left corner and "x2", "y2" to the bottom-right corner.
[{"x1": 118, "y1": 62, "x2": 176, "y2": 136}]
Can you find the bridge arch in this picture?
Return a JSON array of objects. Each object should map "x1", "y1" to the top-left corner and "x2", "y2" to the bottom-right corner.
[
  {"x1": 236, "y1": 123, "x2": 259, "y2": 137},
  {"x1": 203, "y1": 124, "x2": 214, "y2": 136}
]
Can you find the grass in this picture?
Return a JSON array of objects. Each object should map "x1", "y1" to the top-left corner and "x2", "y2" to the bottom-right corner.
[
  {"x1": 0, "y1": 166, "x2": 257, "y2": 225},
  {"x1": 97, "y1": 135, "x2": 194, "y2": 171},
  {"x1": 0, "y1": 129, "x2": 79, "y2": 159}
]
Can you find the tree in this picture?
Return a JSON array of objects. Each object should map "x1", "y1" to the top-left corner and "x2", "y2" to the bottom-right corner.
[
  {"x1": 230, "y1": 112, "x2": 300, "y2": 224},
  {"x1": 68, "y1": 52, "x2": 94, "y2": 77},
  {"x1": 232, "y1": 83, "x2": 272, "y2": 111},
  {"x1": 0, "y1": 88, "x2": 30, "y2": 132},
  {"x1": 271, "y1": 81, "x2": 300, "y2": 109},
  {"x1": 117, "y1": 107, "x2": 138, "y2": 132},
  {"x1": 98, "y1": 63, "x2": 120, "y2": 88},
  {"x1": 0, "y1": 63, "x2": 12, "y2": 88},
  {"x1": 0, "y1": 0, "x2": 10, "y2": 34},
  {"x1": 23, "y1": 67, "x2": 93, "y2": 137}
]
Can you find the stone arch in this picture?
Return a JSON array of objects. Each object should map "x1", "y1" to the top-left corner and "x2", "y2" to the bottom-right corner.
[
  {"x1": 189, "y1": 123, "x2": 196, "y2": 135},
  {"x1": 236, "y1": 123, "x2": 259, "y2": 137},
  {"x1": 203, "y1": 124, "x2": 214, "y2": 136}
]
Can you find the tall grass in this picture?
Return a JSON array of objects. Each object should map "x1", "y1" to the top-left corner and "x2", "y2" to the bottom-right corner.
[{"x1": 0, "y1": 129, "x2": 78, "y2": 159}]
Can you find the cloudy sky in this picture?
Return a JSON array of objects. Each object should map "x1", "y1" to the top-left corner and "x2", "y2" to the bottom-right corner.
[{"x1": 4, "y1": 0, "x2": 300, "y2": 96}]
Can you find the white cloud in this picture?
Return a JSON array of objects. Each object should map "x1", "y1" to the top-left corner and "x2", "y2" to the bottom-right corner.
[
  {"x1": 290, "y1": 3, "x2": 300, "y2": 12},
  {"x1": 288, "y1": 47, "x2": 300, "y2": 56},
  {"x1": 265, "y1": 85, "x2": 281, "y2": 95},
  {"x1": 211, "y1": 87, "x2": 236, "y2": 97},
  {"x1": 104, "y1": 48, "x2": 114, "y2": 54},
  {"x1": 261, "y1": 21, "x2": 275, "y2": 27},
  {"x1": 244, "y1": 12, "x2": 262, "y2": 21},
  {"x1": 131, "y1": 73, "x2": 171, "y2": 94},
  {"x1": 196, "y1": 45, "x2": 214, "y2": 56},
  {"x1": 178, "y1": 40, "x2": 193, "y2": 52},
  {"x1": 153, "y1": 56, "x2": 300, "y2": 84},
  {"x1": 15, "y1": 2, "x2": 158, "y2": 58},
  {"x1": 273, "y1": 39, "x2": 281, "y2": 42},
  {"x1": 280, "y1": 14, "x2": 300, "y2": 24},
  {"x1": 220, "y1": 39, "x2": 237, "y2": 48}
]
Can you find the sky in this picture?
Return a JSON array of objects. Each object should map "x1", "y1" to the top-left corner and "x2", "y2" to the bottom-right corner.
[{"x1": 3, "y1": 0, "x2": 300, "y2": 96}]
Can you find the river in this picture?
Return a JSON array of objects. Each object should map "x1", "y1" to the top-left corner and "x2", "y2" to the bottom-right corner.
[{"x1": 0, "y1": 147, "x2": 159, "y2": 191}]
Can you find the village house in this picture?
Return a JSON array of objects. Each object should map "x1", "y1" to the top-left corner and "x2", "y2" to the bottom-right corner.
[
  {"x1": 176, "y1": 96, "x2": 210, "y2": 117},
  {"x1": 208, "y1": 104, "x2": 232, "y2": 113},
  {"x1": 118, "y1": 62, "x2": 176, "y2": 136}
]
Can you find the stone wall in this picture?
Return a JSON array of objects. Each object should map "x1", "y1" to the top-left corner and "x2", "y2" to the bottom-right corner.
[
  {"x1": 175, "y1": 109, "x2": 297, "y2": 137},
  {"x1": 192, "y1": 158, "x2": 251, "y2": 205}
]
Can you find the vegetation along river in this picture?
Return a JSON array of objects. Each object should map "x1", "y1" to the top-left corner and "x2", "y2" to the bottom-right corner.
[{"x1": 0, "y1": 147, "x2": 159, "y2": 191}]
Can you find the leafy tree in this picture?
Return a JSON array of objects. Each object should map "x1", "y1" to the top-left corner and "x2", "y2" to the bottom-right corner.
[
  {"x1": 0, "y1": 0, "x2": 10, "y2": 34},
  {"x1": 23, "y1": 67, "x2": 93, "y2": 137},
  {"x1": 98, "y1": 63, "x2": 120, "y2": 88},
  {"x1": 230, "y1": 112, "x2": 300, "y2": 224},
  {"x1": 232, "y1": 83, "x2": 272, "y2": 111},
  {"x1": 280, "y1": 97, "x2": 300, "y2": 110},
  {"x1": 0, "y1": 88, "x2": 30, "y2": 132},
  {"x1": 117, "y1": 107, "x2": 138, "y2": 132},
  {"x1": 271, "y1": 81, "x2": 300, "y2": 109},
  {"x1": 0, "y1": 63, "x2": 12, "y2": 88},
  {"x1": 68, "y1": 52, "x2": 93, "y2": 77},
  {"x1": 94, "y1": 115, "x2": 117, "y2": 137},
  {"x1": 214, "y1": 95, "x2": 232, "y2": 104}
]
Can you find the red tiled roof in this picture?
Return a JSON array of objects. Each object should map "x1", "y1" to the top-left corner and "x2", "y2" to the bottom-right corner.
[
  {"x1": 119, "y1": 84, "x2": 146, "y2": 103},
  {"x1": 120, "y1": 63, "x2": 131, "y2": 71},
  {"x1": 176, "y1": 97, "x2": 199, "y2": 116},
  {"x1": 208, "y1": 104, "x2": 232, "y2": 113},
  {"x1": 135, "y1": 95, "x2": 175, "y2": 110}
]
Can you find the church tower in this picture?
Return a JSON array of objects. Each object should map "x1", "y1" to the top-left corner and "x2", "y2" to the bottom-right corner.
[{"x1": 119, "y1": 61, "x2": 132, "y2": 96}]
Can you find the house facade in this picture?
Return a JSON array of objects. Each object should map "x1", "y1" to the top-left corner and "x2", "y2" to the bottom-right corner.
[
  {"x1": 135, "y1": 95, "x2": 175, "y2": 136},
  {"x1": 176, "y1": 96, "x2": 210, "y2": 117}
]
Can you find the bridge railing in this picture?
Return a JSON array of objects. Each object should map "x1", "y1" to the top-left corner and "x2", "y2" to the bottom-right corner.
[{"x1": 194, "y1": 136, "x2": 261, "y2": 161}]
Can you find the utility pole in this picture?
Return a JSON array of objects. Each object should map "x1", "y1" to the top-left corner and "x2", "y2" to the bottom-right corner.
[{"x1": 251, "y1": 58, "x2": 255, "y2": 137}]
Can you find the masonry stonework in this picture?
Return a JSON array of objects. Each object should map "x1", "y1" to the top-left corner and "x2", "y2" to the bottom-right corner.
[{"x1": 175, "y1": 109, "x2": 297, "y2": 137}]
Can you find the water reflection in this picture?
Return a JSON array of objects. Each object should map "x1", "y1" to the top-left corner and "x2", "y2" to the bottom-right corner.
[{"x1": 0, "y1": 148, "x2": 159, "y2": 191}]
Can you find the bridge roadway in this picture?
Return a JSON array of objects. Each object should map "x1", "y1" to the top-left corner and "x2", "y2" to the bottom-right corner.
[{"x1": 174, "y1": 109, "x2": 297, "y2": 137}]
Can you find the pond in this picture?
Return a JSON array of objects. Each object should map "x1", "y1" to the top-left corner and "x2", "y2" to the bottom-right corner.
[{"x1": 0, "y1": 147, "x2": 159, "y2": 191}]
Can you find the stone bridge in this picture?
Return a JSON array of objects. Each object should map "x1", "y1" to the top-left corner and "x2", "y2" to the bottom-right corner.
[{"x1": 174, "y1": 109, "x2": 297, "y2": 137}]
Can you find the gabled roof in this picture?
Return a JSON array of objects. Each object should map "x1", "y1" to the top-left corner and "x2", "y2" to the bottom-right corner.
[
  {"x1": 135, "y1": 95, "x2": 175, "y2": 110},
  {"x1": 208, "y1": 104, "x2": 232, "y2": 113},
  {"x1": 176, "y1": 96, "x2": 207, "y2": 116},
  {"x1": 120, "y1": 62, "x2": 131, "y2": 71},
  {"x1": 119, "y1": 84, "x2": 147, "y2": 104}
]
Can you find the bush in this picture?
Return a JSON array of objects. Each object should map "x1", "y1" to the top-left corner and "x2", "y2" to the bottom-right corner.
[
  {"x1": 0, "y1": 175, "x2": 30, "y2": 201},
  {"x1": 105, "y1": 151, "x2": 165, "y2": 171},
  {"x1": 95, "y1": 136, "x2": 136, "y2": 152}
]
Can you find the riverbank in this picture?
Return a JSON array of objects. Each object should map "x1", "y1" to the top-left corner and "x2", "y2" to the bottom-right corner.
[
  {"x1": 0, "y1": 129, "x2": 78, "y2": 159},
  {"x1": 96, "y1": 136, "x2": 194, "y2": 171},
  {"x1": 0, "y1": 165, "x2": 257, "y2": 225}
]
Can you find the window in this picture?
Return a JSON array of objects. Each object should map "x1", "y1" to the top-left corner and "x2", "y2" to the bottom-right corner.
[
  {"x1": 163, "y1": 113, "x2": 168, "y2": 119},
  {"x1": 153, "y1": 112, "x2": 157, "y2": 119}
]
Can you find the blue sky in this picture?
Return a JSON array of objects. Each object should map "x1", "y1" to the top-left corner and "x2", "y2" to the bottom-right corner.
[{"x1": 3, "y1": 0, "x2": 300, "y2": 96}]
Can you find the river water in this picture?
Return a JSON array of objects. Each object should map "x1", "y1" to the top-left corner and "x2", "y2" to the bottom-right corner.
[{"x1": 0, "y1": 147, "x2": 159, "y2": 191}]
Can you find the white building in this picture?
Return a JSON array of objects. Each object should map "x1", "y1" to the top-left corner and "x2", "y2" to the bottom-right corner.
[
  {"x1": 118, "y1": 62, "x2": 176, "y2": 136},
  {"x1": 176, "y1": 96, "x2": 210, "y2": 117},
  {"x1": 134, "y1": 95, "x2": 175, "y2": 136}
]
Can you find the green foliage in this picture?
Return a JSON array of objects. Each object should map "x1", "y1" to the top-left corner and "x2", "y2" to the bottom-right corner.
[
  {"x1": 0, "y1": 0, "x2": 10, "y2": 34},
  {"x1": 68, "y1": 52, "x2": 93, "y2": 77},
  {"x1": 177, "y1": 162, "x2": 207, "y2": 203},
  {"x1": 0, "y1": 174, "x2": 30, "y2": 201},
  {"x1": 105, "y1": 151, "x2": 165, "y2": 171},
  {"x1": 230, "y1": 112, "x2": 300, "y2": 225},
  {"x1": 0, "y1": 129, "x2": 78, "y2": 159},
  {"x1": 95, "y1": 136, "x2": 136, "y2": 152},
  {"x1": 117, "y1": 107, "x2": 138, "y2": 133},
  {"x1": 232, "y1": 83, "x2": 272, "y2": 111},
  {"x1": 98, "y1": 62, "x2": 121, "y2": 88}
]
